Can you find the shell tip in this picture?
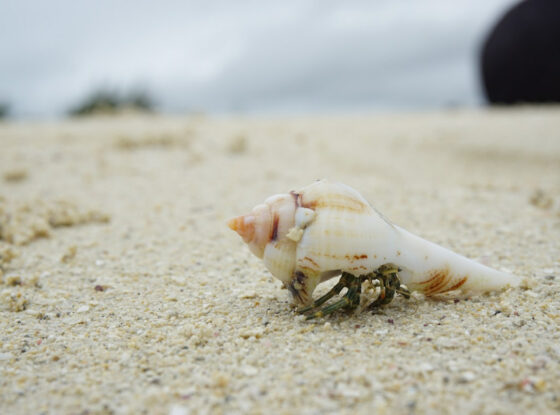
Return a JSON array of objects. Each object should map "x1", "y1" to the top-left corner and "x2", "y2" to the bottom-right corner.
[
  {"x1": 227, "y1": 216, "x2": 240, "y2": 232},
  {"x1": 227, "y1": 215, "x2": 255, "y2": 242}
]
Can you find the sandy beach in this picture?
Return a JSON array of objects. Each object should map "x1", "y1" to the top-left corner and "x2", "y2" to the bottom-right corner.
[{"x1": 1, "y1": 108, "x2": 559, "y2": 414}]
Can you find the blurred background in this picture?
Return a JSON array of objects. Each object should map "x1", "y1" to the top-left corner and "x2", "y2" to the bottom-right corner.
[{"x1": 1, "y1": 0, "x2": 558, "y2": 119}]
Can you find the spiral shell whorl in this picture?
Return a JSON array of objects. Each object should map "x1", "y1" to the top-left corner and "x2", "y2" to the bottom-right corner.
[{"x1": 228, "y1": 194, "x2": 298, "y2": 266}]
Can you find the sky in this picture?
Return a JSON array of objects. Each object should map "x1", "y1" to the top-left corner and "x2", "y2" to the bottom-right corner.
[{"x1": 0, "y1": 0, "x2": 518, "y2": 118}]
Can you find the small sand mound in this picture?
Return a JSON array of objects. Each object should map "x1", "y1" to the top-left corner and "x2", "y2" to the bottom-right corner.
[{"x1": 0, "y1": 198, "x2": 110, "y2": 246}]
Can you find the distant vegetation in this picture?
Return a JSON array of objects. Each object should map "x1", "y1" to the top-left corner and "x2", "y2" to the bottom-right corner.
[
  {"x1": 0, "y1": 103, "x2": 9, "y2": 119},
  {"x1": 68, "y1": 89, "x2": 155, "y2": 117}
]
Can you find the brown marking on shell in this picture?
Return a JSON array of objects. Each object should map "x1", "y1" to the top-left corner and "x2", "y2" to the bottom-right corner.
[
  {"x1": 270, "y1": 213, "x2": 280, "y2": 241},
  {"x1": 426, "y1": 275, "x2": 450, "y2": 295},
  {"x1": 342, "y1": 254, "x2": 369, "y2": 263},
  {"x1": 309, "y1": 252, "x2": 366, "y2": 262},
  {"x1": 418, "y1": 272, "x2": 443, "y2": 285},
  {"x1": 303, "y1": 250, "x2": 369, "y2": 270},
  {"x1": 442, "y1": 276, "x2": 468, "y2": 292},
  {"x1": 311, "y1": 251, "x2": 341, "y2": 260},
  {"x1": 290, "y1": 191, "x2": 301, "y2": 207},
  {"x1": 300, "y1": 198, "x2": 317, "y2": 210},
  {"x1": 418, "y1": 268, "x2": 452, "y2": 296},
  {"x1": 303, "y1": 256, "x2": 318, "y2": 267},
  {"x1": 300, "y1": 193, "x2": 369, "y2": 213}
]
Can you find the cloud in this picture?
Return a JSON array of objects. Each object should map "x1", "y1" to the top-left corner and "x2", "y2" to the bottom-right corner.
[{"x1": 0, "y1": 0, "x2": 517, "y2": 117}]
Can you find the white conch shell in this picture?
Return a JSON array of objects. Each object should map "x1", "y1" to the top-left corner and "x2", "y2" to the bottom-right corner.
[{"x1": 228, "y1": 180, "x2": 520, "y2": 305}]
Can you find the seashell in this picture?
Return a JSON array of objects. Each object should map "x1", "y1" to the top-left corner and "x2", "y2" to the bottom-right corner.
[{"x1": 228, "y1": 180, "x2": 520, "y2": 316}]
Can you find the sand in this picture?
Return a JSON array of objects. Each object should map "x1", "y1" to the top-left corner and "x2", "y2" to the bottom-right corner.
[{"x1": 0, "y1": 108, "x2": 559, "y2": 414}]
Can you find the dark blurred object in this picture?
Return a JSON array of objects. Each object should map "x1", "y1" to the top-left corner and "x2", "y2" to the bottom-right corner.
[
  {"x1": 481, "y1": 0, "x2": 560, "y2": 104},
  {"x1": 68, "y1": 89, "x2": 154, "y2": 116},
  {"x1": 0, "y1": 103, "x2": 9, "y2": 119}
]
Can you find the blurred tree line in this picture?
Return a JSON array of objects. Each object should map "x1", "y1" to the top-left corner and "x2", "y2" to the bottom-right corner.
[
  {"x1": 68, "y1": 88, "x2": 155, "y2": 116},
  {"x1": 0, "y1": 103, "x2": 9, "y2": 119}
]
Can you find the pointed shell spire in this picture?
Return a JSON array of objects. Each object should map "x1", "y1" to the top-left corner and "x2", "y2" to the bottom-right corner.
[{"x1": 228, "y1": 215, "x2": 255, "y2": 243}]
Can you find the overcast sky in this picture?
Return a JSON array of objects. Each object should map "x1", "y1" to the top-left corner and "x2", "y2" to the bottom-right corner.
[{"x1": 0, "y1": 0, "x2": 517, "y2": 118}]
